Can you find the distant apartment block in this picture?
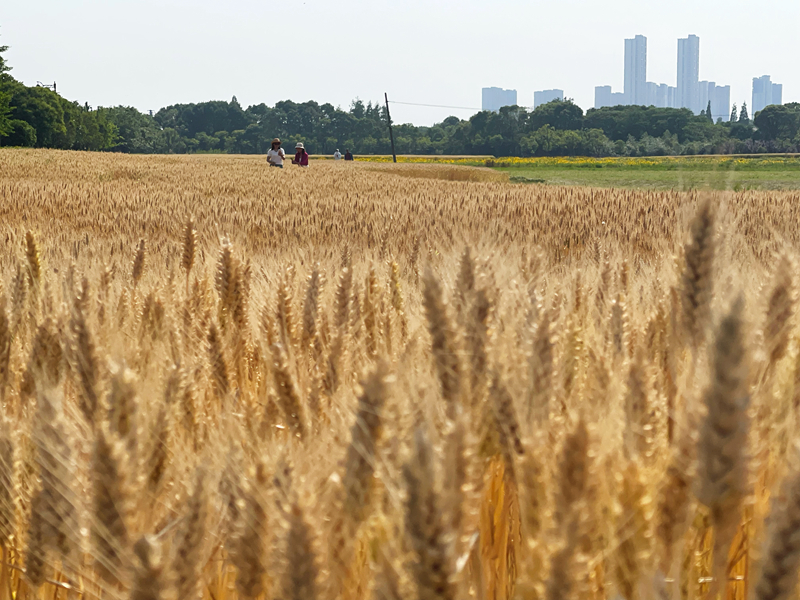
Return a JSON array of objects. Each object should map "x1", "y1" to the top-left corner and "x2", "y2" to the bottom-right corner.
[
  {"x1": 595, "y1": 85, "x2": 639, "y2": 109},
  {"x1": 595, "y1": 86, "x2": 612, "y2": 108},
  {"x1": 677, "y1": 34, "x2": 700, "y2": 112},
  {"x1": 697, "y1": 82, "x2": 731, "y2": 121},
  {"x1": 752, "y1": 75, "x2": 783, "y2": 114},
  {"x1": 624, "y1": 35, "x2": 647, "y2": 105},
  {"x1": 594, "y1": 34, "x2": 734, "y2": 117},
  {"x1": 645, "y1": 82, "x2": 677, "y2": 108},
  {"x1": 481, "y1": 87, "x2": 517, "y2": 112},
  {"x1": 534, "y1": 89, "x2": 564, "y2": 108}
]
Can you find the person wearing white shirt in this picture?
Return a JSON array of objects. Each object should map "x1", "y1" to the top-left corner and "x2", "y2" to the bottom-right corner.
[
  {"x1": 267, "y1": 138, "x2": 286, "y2": 168},
  {"x1": 333, "y1": 149, "x2": 342, "y2": 160}
]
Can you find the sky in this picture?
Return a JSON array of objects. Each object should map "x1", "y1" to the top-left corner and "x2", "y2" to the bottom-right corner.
[{"x1": 2, "y1": 0, "x2": 797, "y2": 126}]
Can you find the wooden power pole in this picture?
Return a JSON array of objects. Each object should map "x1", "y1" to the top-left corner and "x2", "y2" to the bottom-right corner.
[{"x1": 385, "y1": 92, "x2": 397, "y2": 163}]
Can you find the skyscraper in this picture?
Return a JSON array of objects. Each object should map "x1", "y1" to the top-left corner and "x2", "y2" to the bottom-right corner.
[
  {"x1": 773, "y1": 84, "x2": 783, "y2": 106},
  {"x1": 752, "y1": 76, "x2": 783, "y2": 114},
  {"x1": 698, "y1": 81, "x2": 714, "y2": 115},
  {"x1": 481, "y1": 87, "x2": 517, "y2": 112},
  {"x1": 534, "y1": 89, "x2": 564, "y2": 108},
  {"x1": 624, "y1": 35, "x2": 647, "y2": 105},
  {"x1": 713, "y1": 85, "x2": 731, "y2": 121},
  {"x1": 677, "y1": 35, "x2": 700, "y2": 112},
  {"x1": 595, "y1": 86, "x2": 612, "y2": 109}
]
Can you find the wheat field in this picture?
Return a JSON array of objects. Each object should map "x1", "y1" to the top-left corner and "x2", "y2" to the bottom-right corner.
[{"x1": 1, "y1": 148, "x2": 800, "y2": 600}]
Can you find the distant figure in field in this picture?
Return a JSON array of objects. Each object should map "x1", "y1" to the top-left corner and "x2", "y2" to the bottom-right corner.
[
  {"x1": 267, "y1": 138, "x2": 285, "y2": 168},
  {"x1": 292, "y1": 142, "x2": 309, "y2": 167},
  {"x1": 344, "y1": 149, "x2": 353, "y2": 161},
  {"x1": 333, "y1": 149, "x2": 342, "y2": 160}
]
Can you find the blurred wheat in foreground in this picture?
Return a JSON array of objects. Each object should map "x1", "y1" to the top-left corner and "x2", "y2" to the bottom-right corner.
[{"x1": 2, "y1": 149, "x2": 800, "y2": 600}]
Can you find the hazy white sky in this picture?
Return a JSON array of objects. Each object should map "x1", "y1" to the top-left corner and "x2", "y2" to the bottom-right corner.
[{"x1": 2, "y1": 0, "x2": 797, "y2": 126}]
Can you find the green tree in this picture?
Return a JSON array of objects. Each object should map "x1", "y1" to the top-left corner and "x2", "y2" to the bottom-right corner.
[
  {"x1": 528, "y1": 99, "x2": 584, "y2": 131},
  {"x1": 0, "y1": 30, "x2": 12, "y2": 136},
  {"x1": 682, "y1": 117, "x2": 719, "y2": 143},
  {"x1": 0, "y1": 29, "x2": 10, "y2": 79},
  {"x1": 3, "y1": 119, "x2": 35, "y2": 146},
  {"x1": 739, "y1": 102, "x2": 749, "y2": 123},
  {"x1": 753, "y1": 103, "x2": 800, "y2": 141},
  {"x1": 730, "y1": 103, "x2": 738, "y2": 123},
  {"x1": 0, "y1": 90, "x2": 11, "y2": 138},
  {"x1": 2, "y1": 80, "x2": 66, "y2": 147},
  {"x1": 100, "y1": 106, "x2": 165, "y2": 152},
  {"x1": 706, "y1": 101, "x2": 713, "y2": 122},
  {"x1": 585, "y1": 106, "x2": 695, "y2": 142}
]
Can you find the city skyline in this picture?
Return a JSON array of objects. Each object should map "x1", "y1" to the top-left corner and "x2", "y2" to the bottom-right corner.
[
  {"x1": 593, "y1": 34, "x2": 777, "y2": 121},
  {"x1": 484, "y1": 34, "x2": 782, "y2": 121},
  {"x1": 3, "y1": 0, "x2": 797, "y2": 127}
]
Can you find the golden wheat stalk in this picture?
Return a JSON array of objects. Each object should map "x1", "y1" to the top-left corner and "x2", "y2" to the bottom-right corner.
[
  {"x1": 422, "y1": 268, "x2": 462, "y2": 418},
  {"x1": 696, "y1": 296, "x2": 750, "y2": 590}
]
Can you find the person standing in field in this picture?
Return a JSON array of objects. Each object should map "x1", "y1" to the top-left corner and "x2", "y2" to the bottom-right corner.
[
  {"x1": 267, "y1": 138, "x2": 285, "y2": 168},
  {"x1": 292, "y1": 142, "x2": 310, "y2": 167},
  {"x1": 334, "y1": 149, "x2": 342, "y2": 160},
  {"x1": 344, "y1": 149, "x2": 353, "y2": 161}
]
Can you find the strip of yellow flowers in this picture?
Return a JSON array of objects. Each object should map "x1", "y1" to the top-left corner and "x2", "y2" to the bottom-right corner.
[{"x1": 351, "y1": 155, "x2": 800, "y2": 168}]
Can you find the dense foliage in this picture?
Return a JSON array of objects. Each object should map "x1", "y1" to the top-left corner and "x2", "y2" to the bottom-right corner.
[{"x1": 1, "y1": 35, "x2": 799, "y2": 156}]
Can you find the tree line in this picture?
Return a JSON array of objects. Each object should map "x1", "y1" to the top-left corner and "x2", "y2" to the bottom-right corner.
[{"x1": 2, "y1": 39, "x2": 799, "y2": 157}]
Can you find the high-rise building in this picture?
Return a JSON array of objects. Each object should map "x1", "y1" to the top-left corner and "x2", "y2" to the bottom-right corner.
[
  {"x1": 712, "y1": 85, "x2": 731, "y2": 121},
  {"x1": 696, "y1": 81, "x2": 730, "y2": 121},
  {"x1": 752, "y1": 76, "x2": 783, "y2": 114},
  {"x1": 594, "y1": 86, "x2": 628, "y2": 109},
  {"x1": 773, "y1": 83, "x2": 783, "y2": 106},
  {"x1": 677, "y1": 34, "x2": 700, "y2": 112},
  {"x1": 534, "y1": 89, "x2": 564, "y2": 108},
  {"x1": 595, "y1": 86, "x2": 612, "y2": 109},
  {"x1": 481, "y1": 87, "x2": 517, "y2": 112},
  {"x1": 642, "y1": 82, "x2": 677, "y2": 108},
  {"x1": 624, "y1": 35, "x2": 647, "y2": 105},
  {"x1": 698, "y1": 81, "x2": 714, "y2": 115},
  {"x1": 645, "y1": 82, "x2": 658, "y2": 107}
]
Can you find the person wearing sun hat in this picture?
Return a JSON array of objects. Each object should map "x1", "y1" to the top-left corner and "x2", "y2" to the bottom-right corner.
[
  {"x1": 267, "y1": 138, "x2": 285, "y2": 168},
  {"x1": 292, "y1": 142, "x2": 310, "y2": 167}
]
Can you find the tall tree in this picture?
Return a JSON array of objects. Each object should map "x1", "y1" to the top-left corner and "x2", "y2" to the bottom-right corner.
[
  {"x1": 0, "y1": 90, "x2": 11, "y2": 138},
  {"x1": 0, "y1": 29, "x2": 10, "y2": 78},
  {"x1": 739, "y1": 102, "x2": 749, "y2": 123},
  {"x1": 0, "y1": 31, "x2": 13, "y2": 137},
  {"x1": 730, "y1": 103, "x2": 738, "y2": 123},
  {"x1": 706, "y1": 101, "x2": 713, "y2": 122}
]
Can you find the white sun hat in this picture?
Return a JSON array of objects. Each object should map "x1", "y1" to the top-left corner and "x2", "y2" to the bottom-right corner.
[{"x1": 295, "y1": 142, "x2": 304, "y2": 149}]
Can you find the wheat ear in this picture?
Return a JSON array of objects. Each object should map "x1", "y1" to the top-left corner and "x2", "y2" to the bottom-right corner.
[
  {"x1": 696, "y1": 296, "x2": 750, "y2": 590},
  {"x1": 404, "y1": 426, "x2": 455, "y2": 600},
  {"x1": 754, "y1": 456, "x2": 800, "y2": 600},
  {"x1": 681, "y1": 199, "x2": 715, "y2": 349},
  {"x1": 173, "y1": 466, "x2": 209, "y2": 600},
  {"x1": 422, "y1": 267, "x2": 462, "y2": 418},
  {"x1": 131, "y1": 536, "x2": 167, "y2": 600},
  {"x1": 281, "y1": 503, "x2": 319, "y2": 600},
  {"x1": 342, "y1": 361, "x2": 389, "y2": 524}
]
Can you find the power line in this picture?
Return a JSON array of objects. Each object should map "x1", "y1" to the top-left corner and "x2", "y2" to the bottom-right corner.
[
  {"x1": 389, "y1": 99, "x2": 536, "y2": 112},
  {"x1": 389, "y1": 100, "x2": 483, "y2": 111}
]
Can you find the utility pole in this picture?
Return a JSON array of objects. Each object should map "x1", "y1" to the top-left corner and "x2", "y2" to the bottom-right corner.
[
  {"x1": 36, "y1": 81, "x2": 57, "y2": 93},
  {"x1": 384, "y1": 92, "x2": 397, "y2": 163}
]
